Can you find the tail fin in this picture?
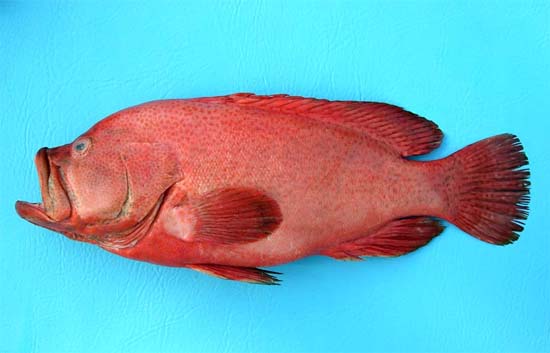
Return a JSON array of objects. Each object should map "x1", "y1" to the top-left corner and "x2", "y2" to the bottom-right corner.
[{"x1": 445, "y1": 134, "x2": 530, "y2": 245}]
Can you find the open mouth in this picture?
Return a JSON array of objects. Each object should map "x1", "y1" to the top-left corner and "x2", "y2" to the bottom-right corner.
[{"x1": 15, "y1": 148, "x2": 72, "y2": 231}]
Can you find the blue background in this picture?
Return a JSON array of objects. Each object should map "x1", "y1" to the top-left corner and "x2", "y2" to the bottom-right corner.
[{"x1": 1, "y1": 1, "x2": 549, "y2": 352}]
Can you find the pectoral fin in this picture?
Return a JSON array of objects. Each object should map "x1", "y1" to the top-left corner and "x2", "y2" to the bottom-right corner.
[
  {"x1": 188, "y1": 264, "x2": 282, "y2": 285},
  {"x1": 164, "y1": 187, "x2": 282, "y2": 245}
]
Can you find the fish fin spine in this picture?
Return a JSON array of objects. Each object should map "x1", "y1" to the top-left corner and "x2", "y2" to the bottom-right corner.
[
  {"x1": 321, "y1": 217, "x2": 444, "y2": 259},
  {"x1": 444, "y1": 134, "x2": 530, "y2": 245}
]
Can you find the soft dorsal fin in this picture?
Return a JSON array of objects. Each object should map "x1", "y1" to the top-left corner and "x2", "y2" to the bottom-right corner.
[{"x1": 193, "y1": 93, "x2": 443, "y2": 157}]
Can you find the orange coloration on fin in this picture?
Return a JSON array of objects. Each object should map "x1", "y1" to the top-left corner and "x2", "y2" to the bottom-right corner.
[
  {"x1": 196, "y1": 93, "x2": 443, "y2": 157},
  {"x1": 190, "y1": 188, "x2": 282, "y2": 244},
  {"x1": 443, "y1": 134, "x2": 529, "y2": 245},
  {"x1": 188, "y1": 264, "x2": 281, "y2": 285},
  {"x1": 321, "y1": 217, "x2": 445, "y2": 260}
]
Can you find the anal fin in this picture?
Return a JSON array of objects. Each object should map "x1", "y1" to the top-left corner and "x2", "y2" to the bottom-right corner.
[
  {"x1": 188, "y1": 264, "x2": 282, "y2": 285},
  {"x1": 322, "y1": 217, "x2": 444, "y2": 260}
]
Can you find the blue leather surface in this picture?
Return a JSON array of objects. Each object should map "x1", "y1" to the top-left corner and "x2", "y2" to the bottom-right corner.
[{"x1": 1, "y1": 1, "x2": 549, "y2": 352}]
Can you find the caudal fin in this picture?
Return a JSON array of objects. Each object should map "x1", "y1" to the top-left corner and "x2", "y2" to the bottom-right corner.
[{"x1": 445, "y1": 134, "x2": 530, "y2": 245}]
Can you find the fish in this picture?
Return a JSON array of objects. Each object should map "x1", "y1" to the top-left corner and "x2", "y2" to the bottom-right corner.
[{"x1": 15, "y1": 93, "x2": 530, "y2": 284}]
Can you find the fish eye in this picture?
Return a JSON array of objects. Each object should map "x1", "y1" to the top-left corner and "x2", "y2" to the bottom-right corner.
[{"x1": 72, "y1": 137, "x2": 91, "y2": 157}]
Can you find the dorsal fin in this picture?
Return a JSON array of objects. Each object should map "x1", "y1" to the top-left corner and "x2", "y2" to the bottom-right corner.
[{"x1": 193, "y1": 93, "x2": 443, "y2": 157}]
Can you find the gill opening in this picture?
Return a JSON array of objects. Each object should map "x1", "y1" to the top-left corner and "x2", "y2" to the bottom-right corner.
[
  {"x1": 99, "y1": 192, "x2": 165, "y2": 250},
  {"x1": 115, "y1": 161, "x2": 132, "y2": 220}
]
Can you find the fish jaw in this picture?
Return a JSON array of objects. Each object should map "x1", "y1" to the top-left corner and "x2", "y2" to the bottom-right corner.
[
  {"x1": 16, "y1": 147, "x2": 72, "y2": 233},
  {"x1": 15, "y1": 201, "x2": 68, "y2": 234}
]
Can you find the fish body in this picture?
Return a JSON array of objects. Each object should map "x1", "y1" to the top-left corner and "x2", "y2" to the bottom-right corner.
[{"x1": 16, "y1": 94, "x2": 530, "y2": 284}]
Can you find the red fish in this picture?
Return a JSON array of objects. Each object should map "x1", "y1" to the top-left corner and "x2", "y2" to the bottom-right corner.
[{"x1": 16, "y1": 93, "x2": 530, "y2": 284}]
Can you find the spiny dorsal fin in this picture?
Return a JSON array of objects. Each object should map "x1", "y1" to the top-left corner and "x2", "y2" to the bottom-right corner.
[{"x1": 194, "y1": 93, "x2": 443, "y2": 157}]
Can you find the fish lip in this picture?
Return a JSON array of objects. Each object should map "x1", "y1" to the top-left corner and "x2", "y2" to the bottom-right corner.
[
  {"x1": 36, "y1": 147, "x2": 51, "y2": 212},
  {"x1": 16, "y1": 148, "x2": 72, "y2": 227}
]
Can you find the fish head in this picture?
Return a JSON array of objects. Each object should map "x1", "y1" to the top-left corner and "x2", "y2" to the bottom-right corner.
[{"x1": 16, "y1": 124, "x2": 181, "y2": 244}]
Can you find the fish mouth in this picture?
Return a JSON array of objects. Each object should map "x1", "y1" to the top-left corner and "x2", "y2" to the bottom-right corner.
[{"x1": 16, "y1": 148, "x2": 72, "y2": 231}]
